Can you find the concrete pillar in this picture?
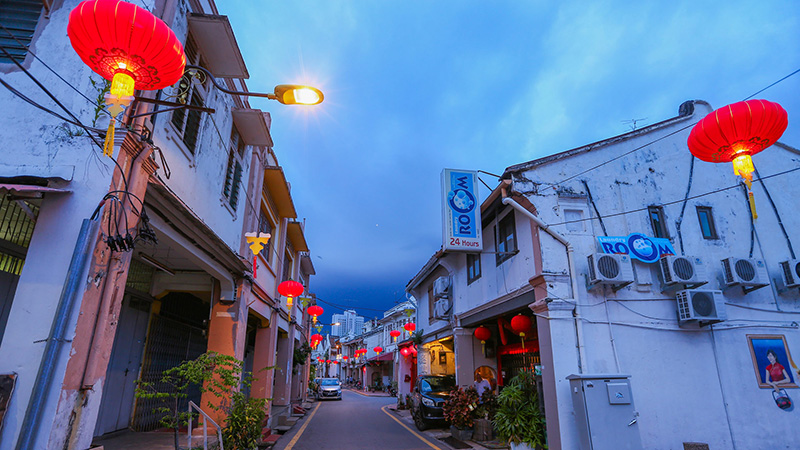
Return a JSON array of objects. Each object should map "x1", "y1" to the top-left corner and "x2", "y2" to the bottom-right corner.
[
  {"x1": 201, "y1": 279, "x2": 249, "y2": 423},
  {"x1": 454, "y1": 327, "x2": 475, "y2": 388},
  {"x1": 252, "y1": 310, "x2": 278, "y2": 416}
]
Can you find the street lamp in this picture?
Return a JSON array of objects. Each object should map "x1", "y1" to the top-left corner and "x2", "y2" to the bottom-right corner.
[{"x1": 186, "y1": 65, "x2": 323, "y2": 105}]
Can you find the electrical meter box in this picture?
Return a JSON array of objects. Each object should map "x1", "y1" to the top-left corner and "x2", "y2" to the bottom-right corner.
[{"x1": 567, "y1": 374, "x2": 643, "y2": 450}]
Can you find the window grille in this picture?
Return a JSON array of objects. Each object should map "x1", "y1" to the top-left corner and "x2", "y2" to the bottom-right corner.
[{"x1": 0, "y1": 1, "x2": 44, "y2": 64}]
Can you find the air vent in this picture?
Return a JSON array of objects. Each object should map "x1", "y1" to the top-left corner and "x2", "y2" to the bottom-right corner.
[
  {"x1": 587, "y1": 253, "x2": 634, "y2": 290},
  {"x1": 779, "y1": 259, "x2": 800, "y2": 289},
  {"x1": 676, "y1": 289, "x2": 726, "y2": 326},
  {"x1": 660, "y1": 256, "x2": 708, "y2": 288}
]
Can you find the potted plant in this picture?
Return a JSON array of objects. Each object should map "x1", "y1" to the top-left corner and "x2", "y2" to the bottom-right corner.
[
  {"x1": 493, "y1": 371, "x2": 547, "y2": 450},
  {"x1": 442, "y1": 386, "x2": 480, "y2": 441},
  {"x1": 472, "y1": 389, "x2": 498, "y2": 441}
]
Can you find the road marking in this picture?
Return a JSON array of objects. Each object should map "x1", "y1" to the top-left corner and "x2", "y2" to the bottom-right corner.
[
  {"x1": 380, "y1": 405, "x2": 443, "y2": 450},
  {"x1": 283, "y1": 401, "x2": 321, "y2": 450}
]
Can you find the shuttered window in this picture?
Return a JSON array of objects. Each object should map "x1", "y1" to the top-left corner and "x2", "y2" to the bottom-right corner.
[
  {"x1": 0, "y1": 1, "x2": 44, "y2": 64},
  {"x1": 222, "y1": 149, "x2": 242, "y2": 210},
  {"x1": 171, "y1": 35, "x2": 205, "y2": 154}
]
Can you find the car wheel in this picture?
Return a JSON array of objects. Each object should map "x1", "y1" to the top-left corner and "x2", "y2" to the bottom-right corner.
[{"x1": 413, "y1": 408, "x2": 429, "y2": 431}]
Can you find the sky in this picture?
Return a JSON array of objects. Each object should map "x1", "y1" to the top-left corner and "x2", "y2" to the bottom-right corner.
[{"x1": 220, "y1": 1, "x2": 800, "y2": 324}]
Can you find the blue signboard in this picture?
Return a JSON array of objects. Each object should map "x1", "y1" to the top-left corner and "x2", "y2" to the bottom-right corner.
[
  {"x1": 442, "y1": 169, "x2": 482, "y2": 251},
  {"x1": 597, "y1": 233, "x2": 676, "y2": 263}
]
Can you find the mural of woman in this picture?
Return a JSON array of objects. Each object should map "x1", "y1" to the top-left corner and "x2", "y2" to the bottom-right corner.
[{"x1": 766, "y1": 349, "x2": 792, "y2": 392}]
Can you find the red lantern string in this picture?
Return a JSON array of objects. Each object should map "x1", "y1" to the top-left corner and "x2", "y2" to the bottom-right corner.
[
  {"x1": 510, "y1": 314, "x2": 532, "y2": 349},
  {"x1": 474, "y1": 326, "x2": 491, "y2": 354}
]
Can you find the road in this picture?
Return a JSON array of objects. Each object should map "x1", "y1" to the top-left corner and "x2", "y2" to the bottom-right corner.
[{"x1": 273, "y1": 390, "x2": 439, "y2": 450}]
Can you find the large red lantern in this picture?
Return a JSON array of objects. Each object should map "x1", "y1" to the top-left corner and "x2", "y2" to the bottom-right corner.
[
  {"x1": 308, "y1": 305, "x2": 324, "y2": 325},
  {"x1": 688, "y1": 100, "x2": 788, "y2": 218},
  {"x1": 278, "y1": 280, "x2": 304, "y2": 312},
  {"x1": 474, "y1": 326, "x2": 491, "y2": 353},
  {"x1": 374, "y1": 346, "x2": 383, "y2": 354},
  {"x1": 510, "y1": 314, "x2": 532, "y2": 349},
  {"x1": 68, "y1": 0, "x2": 186, "y2": 154},
  {"x1": 400, "y1": 347, "x2": 410, "y2": 357},
  {"x1": 404, "y1": 322, "x2": 416, "y2": 336},
  {"x1": 390, "y1": 330, "x2": 401, "y2": 341}
]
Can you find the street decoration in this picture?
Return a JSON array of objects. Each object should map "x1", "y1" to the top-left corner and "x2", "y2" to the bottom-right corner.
[
  {"x1": 310, "y1": 333, "x2": 323, "y2": 348},
  {"x1": 687, "y1": 99, "x2": 788, "y2": 219},
  {"x1": 374, "y1": 346, "x2": 383, "y2": 354},
  {"x1": 67, "y1": 0, "x2": 186, "y2": 155},
  {"x1": 307, "y1": 305, "x2": 324, "y2": 325},
  {"x1": 390, "y1": 330, "x2": 401, "y2": 341},
  {"x1": 474, "y1": 326, "x2": 491, "y2": 353},
  {"x1": 277, "y1": 280, "x2": 304, "y2": 317},
  {"x1": 510, "y1": 314, "x2": 532, "y2": 349},
  {"x1": 404, "y1": 322, "x2": 416, "y2": 337},
  {"x1": 244, "y1": 232, "x2": 270, "y2": 277},
  {"x1": 400, "y1": 347, "x2": 410, "y2": 357}
]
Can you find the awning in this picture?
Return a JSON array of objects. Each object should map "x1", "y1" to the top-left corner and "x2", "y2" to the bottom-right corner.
[
  {"x1": 369, "y1": 352, "x2": 394, "y2": 362},
  {"x1": 287, "y1": 221, "x2": 309, "y2": 253},
  {"x1": 187, "y1": 14, "x2": 249, "y2": 79},
  {"x1": 300, "y1": 253, "x2": 316, "y2": 276},
  {"x1": 459, "y1": 289, "x2": 535, "y2": 328},
  {"x1": 0, "y1": 184, "x2": 70, "y2": 197},
  {"x1": 262, "y1": 167, "x2": 297, "y2": 218},
  {"x1": 232, "y1": 109, "x2": 273, "y2": 147}
]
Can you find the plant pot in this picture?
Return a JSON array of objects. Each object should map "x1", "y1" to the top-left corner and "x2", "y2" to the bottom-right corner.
[
  {"x1": 449, "y1": 425, "x2": 473, "y2": 441},
  {"x1": 472, "y1": 418, "x2": 493, "y2": 441}
]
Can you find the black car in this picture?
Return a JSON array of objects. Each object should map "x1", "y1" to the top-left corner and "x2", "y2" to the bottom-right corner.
[{"x1": 409, "y1": 374, "x2": 456, "y2": 430}]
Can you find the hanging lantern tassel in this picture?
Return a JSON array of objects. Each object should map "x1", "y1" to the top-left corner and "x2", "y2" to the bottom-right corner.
[
  {"x1": 748, "y1": 191, "x2": 758, "y2": 220},
  {"x1": 103, "y1": 117, "x2": 115, "y2": 157},
  {"x1": 519, "y1": 332, "x2": 526, "y2": 349}
]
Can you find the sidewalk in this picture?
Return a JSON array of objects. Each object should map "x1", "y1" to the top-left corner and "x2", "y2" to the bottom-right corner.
[{"x1": 386, "y1": 406, "x2": 509, "y2": 450}]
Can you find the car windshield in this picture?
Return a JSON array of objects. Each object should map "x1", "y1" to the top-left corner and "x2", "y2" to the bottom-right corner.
[
  {"x1": 320, "y1": 379, "x2": 340, "y2": 386},
  {"x1": 420, "y1": 376, "x2": 455, "y2": 393}
]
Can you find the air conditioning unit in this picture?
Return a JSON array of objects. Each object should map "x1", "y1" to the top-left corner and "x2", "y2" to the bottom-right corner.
[
  {"x1": 676, "y1": 289, "x2": 726, "y2": 325},
  {"x1": 779, "y1": 259, "x2": 800, "y2": 289},
  {"x1": 660, "y1": 255, "x2": 708, "y2": 287},
  {"x1": 587, "y1": 253, "x2": 634, "y2": 289},
  {"x1": 433, "y1": 276, "x2": 450, "y2": 299},
  {"x1": 433, "y1": 298, "x2": 452, "y2": 320},
  {"x1": 721, "y1": 257, "x2": 769, "y2": 290}
]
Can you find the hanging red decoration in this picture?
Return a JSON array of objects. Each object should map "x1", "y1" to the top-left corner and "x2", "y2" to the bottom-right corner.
[
  {"x1": 343, "y1": 356, "x2": 348, "y2": 360},
  {"x1": 390, "y1": 329, "x2": 401, "y2": 341},
  {"x1": 687, "y1": 99, "x2": 788, "y2": 219},
  {"x1": 473, "y1": 326, "x2": 491, "y2": 353},
  {"x1": 400, "y1": 347, "x2": 410, "y2": 357},
  {"x1": 404, "y1": 322, "x2": 416, "y2": 336},
  {"x1": 307, "y1": 305, "x2": 324, "y2": 325},
  {"x1": 326, "y1": 360, "x2": 331, "y2": 364},
  {"x1": 68, "y1": 0, "x2": 186, "y2": 155},
  {"x1": 374, "y1": 346, "x2": 383, "y2": 354},
  {"x1": 510, "y1": 314, "x2": 532, "y2": 349},
  {"x1": 278, "y1": 280, "x2": 304, "y2": 314}
]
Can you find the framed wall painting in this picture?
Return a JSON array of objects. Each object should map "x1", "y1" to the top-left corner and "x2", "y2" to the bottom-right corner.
[{"x1": 747, "y1": 334, "x2": 798, "y2": 389}]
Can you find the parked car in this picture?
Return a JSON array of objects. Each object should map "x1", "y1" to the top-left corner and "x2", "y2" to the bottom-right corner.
[
  {"x1": 409, "y1": 374, "x2": 456, "y2": 430},
  {"x1": 317, "y1": 378, "x2": 342, "y2": 400}
]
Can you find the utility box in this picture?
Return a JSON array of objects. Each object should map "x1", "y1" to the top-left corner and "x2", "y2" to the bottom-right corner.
[{"x1": 567, "y1": 374, "x2": 643, "y2": 450}]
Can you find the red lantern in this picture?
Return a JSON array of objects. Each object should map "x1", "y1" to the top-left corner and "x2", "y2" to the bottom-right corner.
[
  {"x1": 390, "y1": 329, "x2": 401, "y2": 341},
  {"x1": 343, "y1": 356, "x2": 348, "y2": 360},
  {"x1": 308, "y1": 305, "x2": 324, "y2": 325},
  {"x1": 510, "y1": 314, "x2": 532, "y2": 349},
  {"x1": 400, "y1": 347, "x2": 410, "y2": 357},
  {"x1": 688, "y1": 100, "x2": 788, "y2": 218},
  {"x1": 326, "y1": 360, "x2": 331, "y2": 364},
  {"x1": 374, "y1": 346, "x2": 383, "y2": 354},
  {"x1": 404, "y1": 322, "x2": 416, "y2": 336},
  {"x1": 278, "y1": 280, "x2": 304, "y2": 312},
  {"x1": 68, "y1": 0, "x2": 186, "y2": 154},
  {"x1": 474, "y1": 326, "x2": 491, "y2": 353}
]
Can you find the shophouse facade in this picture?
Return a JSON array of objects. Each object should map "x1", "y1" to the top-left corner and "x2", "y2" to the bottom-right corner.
[
  {"x1": 0, "y1": 1, "x2": 315, "y2": 449},
  {"x1": 410, "y1": 100, "x2": 800, "y2": 449}
]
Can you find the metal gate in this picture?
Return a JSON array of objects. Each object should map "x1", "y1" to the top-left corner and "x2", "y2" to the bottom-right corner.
[
  {"x1": 131, "y1": 314, "x2": 207, "y2": 431},
  {"x1": 0, "y1": 195, "x2": 38, "y2": 346}
]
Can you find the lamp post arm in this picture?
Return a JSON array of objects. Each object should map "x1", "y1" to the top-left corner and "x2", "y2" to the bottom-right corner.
[{"x1": 186, "y1": 65, "x2": 277, "y2": 99}]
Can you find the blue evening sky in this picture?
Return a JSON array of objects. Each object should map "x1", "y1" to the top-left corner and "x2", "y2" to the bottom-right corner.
[{"x1": 222, "y1": 1, "x2": 800, "y2": 324}]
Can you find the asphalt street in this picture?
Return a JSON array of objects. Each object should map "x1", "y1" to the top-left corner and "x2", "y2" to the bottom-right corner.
[{"x1": 273, "y1": 390, "x2": 439, "y2": 450}]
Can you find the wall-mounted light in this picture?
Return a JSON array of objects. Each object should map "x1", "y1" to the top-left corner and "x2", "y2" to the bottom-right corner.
[{"x1": 138, "y1": 252, "x2": 175, "y2": 276}]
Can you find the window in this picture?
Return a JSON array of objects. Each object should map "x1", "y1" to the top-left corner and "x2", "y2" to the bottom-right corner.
[
  {"x1": 427, "y1": 284, "x2": 435, "y2": 325},
  {"x1": 257, "y1": 207, "x2": 273, "y2": 263},
  {"x1": 281, "y1": 250, "x2": 293, "y2": 282},
  {"x1": 467, "y1": 253, "x2": 481, "y2": 284},
  {"x1": 171, "y1": 35, "x2": 206, "y2": 154},
  {"x1": 495, "y1": 212, "x2": 517, "y2": 265},
  {"x1": 696, "y1": 206, "x2": 718, "y2": 240},
  {"x1": 648, "y1": 206, "x2": 669, "y2": 239},
  {"x1": 222, "y1": 126, "x2": 246, "y2": 210},
  {"x1": 564, "y1": 209, "x2": 585, "y2": 233},
  {"x1": 0, "y1": 1, "x2": 44, "y2": 65}
]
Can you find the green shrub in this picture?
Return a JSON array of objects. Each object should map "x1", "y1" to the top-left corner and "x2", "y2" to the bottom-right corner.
[{"x1": 493, "y1": 371, "x2": 546, "y2": 448}]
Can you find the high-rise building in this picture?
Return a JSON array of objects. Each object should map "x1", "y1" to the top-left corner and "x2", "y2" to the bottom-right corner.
[{"x1": 331, "y1": 310, "x2": 364, "y2": 336}]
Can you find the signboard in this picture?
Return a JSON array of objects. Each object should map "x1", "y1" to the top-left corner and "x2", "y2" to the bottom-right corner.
[
  {"x1": 442, "y1": 169, "x2": 483, "y2": 251},
  {"x1": 597, "y1": 233, "x2": 676, "y2": 263}
]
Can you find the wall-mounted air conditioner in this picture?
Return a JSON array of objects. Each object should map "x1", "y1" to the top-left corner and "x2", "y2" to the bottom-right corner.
[
  {"x1": 433, "y1": 298, "x2": 452, "y2": 320},
  {"x1": 433, "y1": 276, "x2": 450, "y2": 299},
  {"x1": 660, "y1": 255, "x2": 708, "y2": 288},
  {"x1": 676, "y1": 289, "x2": 726, "y2": 326},
  {"x1": 587, "y1": 253, "x2": 634, "y2": 290},
  {"x1": 721, "y1": 257, "x2": 769, "y2": 292},
  {"x1": 779, "y1": 259, "x2": 800, "y2": 289}
]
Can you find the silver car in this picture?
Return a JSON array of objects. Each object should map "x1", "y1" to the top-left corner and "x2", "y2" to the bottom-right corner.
[{"x1": 317, "y1": 378, "x2": 342, "y2": 400}]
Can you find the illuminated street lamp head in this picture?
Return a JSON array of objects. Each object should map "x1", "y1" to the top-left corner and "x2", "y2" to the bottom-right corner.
[{"x1": 271, "y1": 85, "x2": 324, "y2": 105}]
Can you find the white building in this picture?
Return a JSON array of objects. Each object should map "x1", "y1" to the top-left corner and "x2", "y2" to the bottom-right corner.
[
  {"x1": 409, "y1": 100, "x2": 800, "y2": 449},
  {"x1": 331, "y1": 309, "x2": 365, "y2": 337}
]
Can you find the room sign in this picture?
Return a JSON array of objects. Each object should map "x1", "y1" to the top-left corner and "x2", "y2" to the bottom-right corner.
[
  {"x1": 442, "y1": 169, "x2": 483, "y2": 251},
  {"x1": 597, "y1": 233, "x2": 676, "y2": 263}
]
